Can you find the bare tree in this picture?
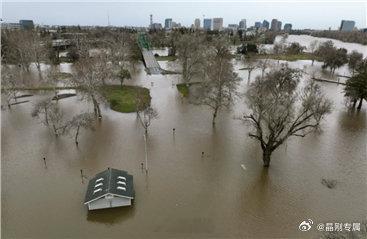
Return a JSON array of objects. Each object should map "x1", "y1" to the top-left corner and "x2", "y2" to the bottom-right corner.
[
  {"x1": 2, "y1": 30, "x2": 33, "y2": 73},
  {"x1": 116, "y1": 67, "x2": 131, "y2": 88},
  {"x1": 1, "y1": 65, "x2": 22, "y2": 109},
  {"x1": 29, "y1": 31, "x2": 48, "y2": 79},
  {"x1": 243, "y1": 66, "x2": 332, "y2": 167},
  {"x1": 45, "y1": 66, "x2": 61, "y2": 100},
  {"x1": 176, "y1": 34, "x2": 205, "y2": 82},
  {"x1": 137, "y1": 106, "x2": 158, "y2": 134},
  {"x1": 196, "y1": 38, "x2": 240, "y2": 125},
  {"x1": 31, "y1": 98, "x2": 52, "y2": 125},
  {"x1": 309, "y1": 40, "x2": 319, "y2": 65},
  {"x1": 66, "y1": 113, "x2": 95, "y2": 145},
  {"x1": 72, "y1": 56, "x2": 110, "y2": 118},
  {"x1": 32, "y1": 99, "x2": 67, "y2": 136},
  {"x1": 243, "y1": 56, "x2": 258, "y2": 83},
  {"x1": 257, "y1": 57, "x2": 271, "y2": 79}
]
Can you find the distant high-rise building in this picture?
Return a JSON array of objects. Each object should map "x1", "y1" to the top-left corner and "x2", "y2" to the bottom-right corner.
[
  {"x1": 239, "y1": 19, "x2": 247, "y2": 30},
  {"x1": 340, "y1": 20, "x2": 355, "y2": 32},
  {"x1": 277, "y1": 21, "x2": 282, "y2": 31},
  {"x1": 1, "y1": 22, "x2": 21, "y2": 29},
  {"x1": 212, "y1": 18, "x2": 223, "y2": 31},
  {"x1": 172, "y1": 21, "x2": 181, "y2": 28},
  {"x1": 149, "y1": 14, "x2": 153, "y2": 28},
  {"x1": 270, "y1": 19, "x2": 278, "y2": 31},
  {"x1": 194, "y1": 18, "x2": 201, "y2": 29},
  {"x1": 228, "y1": 24, "x2": 239, "y2": 31},
  {"x1": 254, "y1": 21, "x2": 262, "y2": 29},
  {"x1": 19, "y1": 20, "x2": 34, "y2": 30},
  {"x1": 151, "y1": 23, "x2": 162, "y2": 30},
  {"x1": 203, "y1": 18, "x2": 212, "y2": 30},
  {"x1": 165, "y1": 18, "x2": 172, "y2": 30},
  {"x1": 262, "y1": 20, "x2": 269, "y2": 30},
  {"x1": 284, "y1": 23, "x2": 292, "y2": 32}
]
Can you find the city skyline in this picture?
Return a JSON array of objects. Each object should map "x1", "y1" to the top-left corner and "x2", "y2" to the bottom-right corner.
[{"x1": 2, "y1": 1, "x2": 366, "y2": 29}]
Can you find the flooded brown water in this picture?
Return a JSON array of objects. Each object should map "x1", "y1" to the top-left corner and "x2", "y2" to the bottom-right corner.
[{"x1": 2, "y1": 44, "x2": 367, "y2": 238}]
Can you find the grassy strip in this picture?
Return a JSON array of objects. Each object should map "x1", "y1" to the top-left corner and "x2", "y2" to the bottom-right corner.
[
  {"x1": 155, "y1": 55, "x2": 178, "y2": 61},
  {"x1": 57, "y1": 72, "x2": 73, "y2": 79},
  {"x1": 3, "y1": 86, "x2": 77, "y2": 91},
  {"x1": 102, "y1": 85, "x2": 151, "y2": 113},
  {"x1": 161, "y1": 69, "x2": 181, "y2": 75},
  {"x1": 256, "y1": 53, "x2": 322, "y2": 61}
]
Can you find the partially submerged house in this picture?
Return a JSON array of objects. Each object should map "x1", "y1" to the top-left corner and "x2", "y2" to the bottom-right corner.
[{"x1": 84, "y1": 168, "x2": 134, "y2": 210}]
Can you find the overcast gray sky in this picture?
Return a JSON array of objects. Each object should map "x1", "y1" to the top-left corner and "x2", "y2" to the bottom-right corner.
[{"x1": 2, "y1": 1, "x2": 366, "y2": 30}]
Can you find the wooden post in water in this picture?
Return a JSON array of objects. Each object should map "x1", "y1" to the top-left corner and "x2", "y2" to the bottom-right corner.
[{"x1": 80, "y1": 169, "x2": 84, "y2": 184}]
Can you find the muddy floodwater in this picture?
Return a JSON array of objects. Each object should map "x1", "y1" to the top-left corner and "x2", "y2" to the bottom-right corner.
[{"x1": 2, "y1": 43, "x2": 367, "y2": 238}]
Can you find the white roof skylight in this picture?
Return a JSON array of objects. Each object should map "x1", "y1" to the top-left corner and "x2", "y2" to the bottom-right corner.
[
  {"x1": 94, "y1": 183, "x2": 103, "y2": 188},
  {"x1": 96, "y1": 178, "x2": 104, "y2": 183}
]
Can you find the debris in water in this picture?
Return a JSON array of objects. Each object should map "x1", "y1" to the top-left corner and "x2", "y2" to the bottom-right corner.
[
  {"x1": 10, "y1": 100, "x2": 29, "y2": 105},
  {"x1": 15, "y1": 94, "x2": 33, "y2": 99},
  {"x1": 52, "y1": 93, "x2": 77, "y2": 100},
  {"x1": 321, "y1": 178, "x2": 337, "y2": 189}
]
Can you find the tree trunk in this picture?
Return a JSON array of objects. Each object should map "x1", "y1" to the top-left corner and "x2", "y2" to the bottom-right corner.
[
  {"x1": 75, "y1": 126, "x2": 80, "y2": 145},
  {"x1": 248, "y1": 70, "x2": 252, "y2": 81},
  {"x1": 92, "y1": 97, "x2": 102, "y2": 118},
  {"x1": 262, "y1": 149, "x2": 272, "y2": 167},
  {"x1": 52, "y1": 124, "x2": 58, "y2": 136},
  {"x1": 96, "y1": 103, "x2": 102, "y2": 118},
  {"x1": 357, "y1": 97, "x2": 363, "y2": 110},
  {"x1": 36, "y1": 63, "x2": 42, "y2": 79},
  {"x1": 212, "y1": 108, "x2": 218, "y2": 125},
  {"x1": 352, "y1": 98, "x2": 357, "y2": 108},
  {"x1": 44, "y1": 107, "x2": 49, "y2": 125}
]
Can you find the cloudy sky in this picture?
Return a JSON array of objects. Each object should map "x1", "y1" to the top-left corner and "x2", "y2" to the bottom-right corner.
[{"x1": 2, "y1": 1, "x2": 366, "y2": 30}]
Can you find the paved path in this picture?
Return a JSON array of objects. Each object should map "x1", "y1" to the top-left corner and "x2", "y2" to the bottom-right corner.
[{"x1": 141, "y1": 49, "x2": 161, "y2": 74}]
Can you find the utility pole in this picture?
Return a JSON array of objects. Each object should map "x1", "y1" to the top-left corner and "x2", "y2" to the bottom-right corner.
[{"x1": 143, "y1": 133, "x2": 148, "y2": 174}]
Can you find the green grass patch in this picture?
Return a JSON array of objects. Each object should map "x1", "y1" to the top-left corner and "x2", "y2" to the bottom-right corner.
[
  {"x1": 176, "y1": 82, "x2": 201, "y2": 97},
  {"x1": 176, "y1": 83, "x2": 189, "y2": 97},
  {"x1": 102, "y1": 85, "x2": 151, "y2": 113},
  {"x1": 57, "y1": 72, "x2": 73, "y2": 79},
  {"x1": 155, "y1": 55, "x2": 178, "y2": 61}
]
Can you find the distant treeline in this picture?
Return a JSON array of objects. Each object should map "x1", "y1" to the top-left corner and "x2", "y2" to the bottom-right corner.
[
  {"x1": 289, "y1": 30, "x2": 367, "y2": 45},
  {"x1": 311, "y1": 31, "x2": 367, "y2": 45}
]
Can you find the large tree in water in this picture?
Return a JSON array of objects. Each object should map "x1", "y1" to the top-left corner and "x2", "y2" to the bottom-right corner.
[
  {"x1": 344, "y1": 59, "x2": 367, "y2": 110},
  {"x1": 244, "y1": 66, "x2": 332, "y2": 167}
]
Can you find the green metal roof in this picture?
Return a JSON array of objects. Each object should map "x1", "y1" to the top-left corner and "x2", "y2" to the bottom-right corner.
[{"x1": 84, "y1": 168, "x2": 134, "y2": 204}]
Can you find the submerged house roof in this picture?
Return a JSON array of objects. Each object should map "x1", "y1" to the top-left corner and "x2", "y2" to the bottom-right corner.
[{"x1": 84, "y1": 168, "x2": 134, "y2": 204}]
